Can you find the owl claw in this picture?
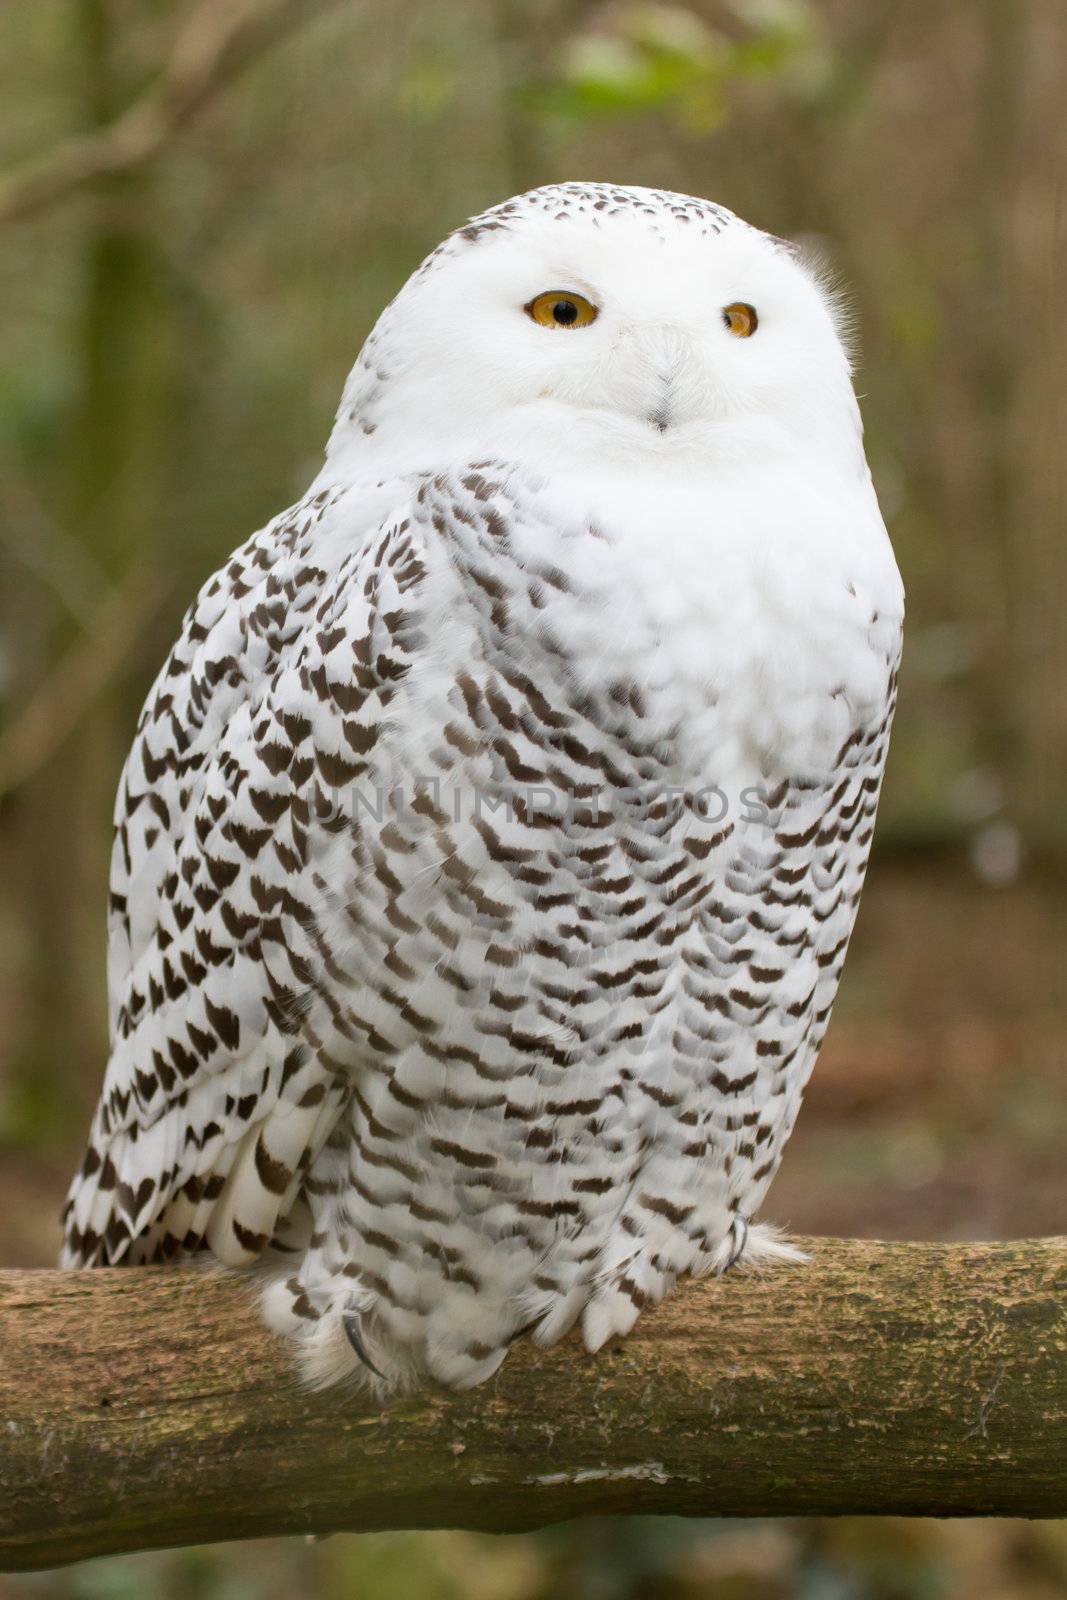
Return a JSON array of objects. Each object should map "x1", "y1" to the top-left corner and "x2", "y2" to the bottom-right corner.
[
  {"x1": 723, "y1": 1213, "x2": 749, "y2": 1273},
  {"x1": 342, "y1": 1310, "x2": 384, "y2": 1379}
]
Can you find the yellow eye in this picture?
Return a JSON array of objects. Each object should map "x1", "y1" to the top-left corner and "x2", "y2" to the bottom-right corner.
[
  {"x1": 723, "y1": 301, "x2": 758, "y2": 338},
  {"x1": 525, "y1": 290, "x2": 599, "y2": 329}
]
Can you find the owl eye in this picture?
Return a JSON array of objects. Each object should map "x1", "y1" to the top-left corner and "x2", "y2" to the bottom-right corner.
[
  {"x1": 525, "y1": 290, "x2": 599, "y2": 329},
  {"x1": 723, "y1": 302, "x2": 758, "y2": 338}
]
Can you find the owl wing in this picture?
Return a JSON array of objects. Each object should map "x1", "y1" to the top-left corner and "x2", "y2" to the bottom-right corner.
[
  {"x1": 719, "y1": 621, "x2": 904, "y2": 1118},
  {"x1": 62, "y1": 479, "x2": 430, "y2": 1268}
]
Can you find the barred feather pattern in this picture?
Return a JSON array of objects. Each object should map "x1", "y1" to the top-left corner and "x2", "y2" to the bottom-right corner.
[
  {"x1": 62, "y1": 460, "x2": 899, "y2": 1391},
  {"x1": 61, "y1": 181, "x2": 904, "y2": 1392}
]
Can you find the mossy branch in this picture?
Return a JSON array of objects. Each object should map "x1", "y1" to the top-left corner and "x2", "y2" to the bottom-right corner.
[{"x1": 2, "y1": 1237, "x2": 1066, "y2": 1572}]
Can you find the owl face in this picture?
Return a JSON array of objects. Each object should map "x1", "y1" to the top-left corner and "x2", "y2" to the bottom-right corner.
[{"x1": 331, "y1": 185, "x2": 861, "y2": 473}]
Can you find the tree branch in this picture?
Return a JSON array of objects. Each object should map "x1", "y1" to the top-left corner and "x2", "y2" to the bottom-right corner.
[
  {"x1": 2, "y1": 1237, "x2": 1065, "y2": 1571},
  {"x1": 0, "y1": 0, "x2": 343, "y2": 228},
  {"x1": 0, "y1": 560, "x2": 167, "y2": 798}
]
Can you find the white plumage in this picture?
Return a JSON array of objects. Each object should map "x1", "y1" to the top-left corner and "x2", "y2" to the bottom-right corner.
[{"x1": 62, "y1": 183, "x2": 903, "y2": 1391}]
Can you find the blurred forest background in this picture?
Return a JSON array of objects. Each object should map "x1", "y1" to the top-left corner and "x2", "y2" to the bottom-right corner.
[{"x1": 1, "y1": 1, "x2": 1065, "y2": 1596}]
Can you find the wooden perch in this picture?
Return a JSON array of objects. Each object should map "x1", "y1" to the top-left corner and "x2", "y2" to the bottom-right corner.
[{"x1": 2, "y1": 1237, "x2": 1065, "y2": 1572}]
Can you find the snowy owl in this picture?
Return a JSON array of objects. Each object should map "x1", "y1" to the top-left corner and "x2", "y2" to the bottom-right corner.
[{"x1": 62, "y1": 183, "x2": 903, "y2": 1392}]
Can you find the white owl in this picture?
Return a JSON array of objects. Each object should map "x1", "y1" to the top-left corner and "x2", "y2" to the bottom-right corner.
[{"x1": 62, "y1": 183, "x2": 903, "y2": 1392}]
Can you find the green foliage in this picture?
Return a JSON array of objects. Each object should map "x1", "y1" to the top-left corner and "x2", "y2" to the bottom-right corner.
[{"x1": 532, "y1": 1, "x2": 830, "y2": 133}]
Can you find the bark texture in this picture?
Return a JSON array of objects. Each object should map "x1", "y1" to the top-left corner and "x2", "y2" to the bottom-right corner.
[{"x1": 2, "y1": 1237, "x2": 1065, "y2": 1571}]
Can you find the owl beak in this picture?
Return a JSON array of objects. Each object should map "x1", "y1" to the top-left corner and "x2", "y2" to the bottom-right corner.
[{"x1": 629, "y1": 326, "x2": 689, "y2": 433}]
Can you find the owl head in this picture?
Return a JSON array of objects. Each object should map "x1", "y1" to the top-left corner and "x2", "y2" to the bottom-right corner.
[{"x1": 328, "y1": 183, "x2": 861, "y2": 475}]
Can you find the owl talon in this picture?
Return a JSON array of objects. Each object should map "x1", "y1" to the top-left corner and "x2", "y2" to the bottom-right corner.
[
  {"x1": 343, "y1": 1310, "x2": 384, "y2": 1378},
  {"x1": 723, "y1": 1214, "x2": 749, "y2": 1273}
]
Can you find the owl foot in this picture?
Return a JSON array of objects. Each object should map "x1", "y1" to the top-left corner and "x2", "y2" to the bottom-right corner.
[
  {"x1": 342, "y1": 1309, "x2": 384, "y2": 1379},
  {"x1": 722, "y1": 1213, "x2": 749, "y2": 1273}
]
